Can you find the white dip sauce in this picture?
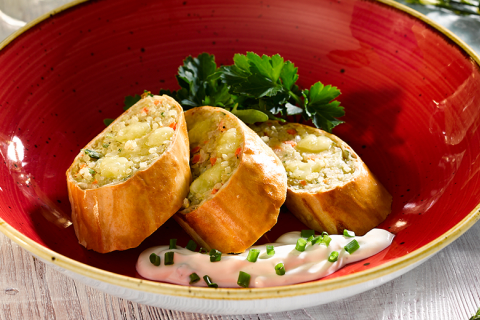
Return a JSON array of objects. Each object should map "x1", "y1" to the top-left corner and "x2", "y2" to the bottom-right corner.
[{"x1": 136, "y1": 229, "x2": 394, "y2": 288}]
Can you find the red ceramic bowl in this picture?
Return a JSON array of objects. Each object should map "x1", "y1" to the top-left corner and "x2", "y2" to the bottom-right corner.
[{"x1": 0, "y1": 0, "x2": 479, "y2": 314}]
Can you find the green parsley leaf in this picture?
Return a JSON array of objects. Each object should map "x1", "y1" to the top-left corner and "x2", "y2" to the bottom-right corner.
[
  {"x1": 280, "y1": 61, "x2": 298, "y2": 90},
  {"x1": 220, "y1": 52, "x2": 344, "y2": 131},
  {"x1": 159, "y1": 89, "x2": 177, "y2": 100},
  {"x1": 302, "y1": 82, "x2": 345, "y2": 132},
  {"x1": 124, "y1": 94, "x2": 141, "y2": 111},
  {"x1": 115, "y1": 52, "x2": 345, "y2": 132},
  {"x1": 103, "y1": 118, "x2": 114, "y2": 126},
  {"x1": 172, "y1": 53, "x2": 236, "y2": 110}
]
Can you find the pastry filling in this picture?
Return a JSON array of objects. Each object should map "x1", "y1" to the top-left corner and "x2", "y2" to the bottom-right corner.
[
  {"x1": 250, "y1": 122, "x2": 356, "y2": 191},
  {"x1": 184, "y1": 112, "x2": 242, "y2": 209},
  {"x1": 71, "y1": 95, "x2": 178, "y2": 189}
]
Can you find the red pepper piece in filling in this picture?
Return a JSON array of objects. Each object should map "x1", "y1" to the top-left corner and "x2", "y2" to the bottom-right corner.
[
  {"x1": 191, "y1": 146, "x2": 201, "y2": 154},
  {"x1": 191, "y1": 154, "x2": 201, "y2": 164},
  {"x1": 286, "y1": 129, "x2": 297, "y2": 135}
]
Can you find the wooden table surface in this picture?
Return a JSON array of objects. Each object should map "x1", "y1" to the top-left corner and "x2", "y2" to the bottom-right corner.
[{"x1": 1, "y1": 1, "x2": 480, "y2": 319}]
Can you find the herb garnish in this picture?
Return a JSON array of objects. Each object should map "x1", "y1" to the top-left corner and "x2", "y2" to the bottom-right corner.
[
  {"x1": 84, "y1": 149, "x2": 101, "y2": 159},
  {"x1": 120, "y1": 52, "x2": 344, "y2": 132},
  {"x1": 470, "y1": 307, "x2": 480, "y2": 320}
]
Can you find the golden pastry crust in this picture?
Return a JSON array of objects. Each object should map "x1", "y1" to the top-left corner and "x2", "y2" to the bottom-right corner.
[
  {"x1": 285, "y1": 158, "x2": 392, "y2": 236},
  {"x1": 174, "y1": 107, "x2": 287, "y2": 253},
  {"x1": 254, "y1": 122, "x2": 392, "y2": 236},
  {"x1": 66, "y1": 95, "x2": 191, "y2": 253}
]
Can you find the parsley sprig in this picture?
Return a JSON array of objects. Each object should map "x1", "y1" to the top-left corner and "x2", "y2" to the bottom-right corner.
[{"x1": 122, "y1": 52, "x2": 345, "y2": 132}]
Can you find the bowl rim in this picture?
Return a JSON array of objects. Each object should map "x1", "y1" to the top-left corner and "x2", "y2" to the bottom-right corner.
[{"x1": 1, "y1": 0, "x2": 480, "y2": 301}]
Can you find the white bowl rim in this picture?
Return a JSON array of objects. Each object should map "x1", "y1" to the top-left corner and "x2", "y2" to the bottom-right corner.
[{"x1": 1, "y1": 0, "x2": 480, "y2": 302}]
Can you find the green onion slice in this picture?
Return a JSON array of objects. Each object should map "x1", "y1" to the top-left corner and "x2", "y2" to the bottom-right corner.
[
  {"x1": 237, "y1": 271, "x2": 251, "y2": 288},
  {"x1": 199, "y1": 247, "x2": 208, "y2": 254},
  {"x1": 295, "y1": 238, "x2": 307, "y2": 252},
  {"x1": 189, "y1": 273, "x2": 200, "y2": 284},
  {"x1": 322, "y1": 234, "x2": 332, "y2": 246},
  {"x1": 344, "y1": 239, "x2": 360, "y2": 254},
  {"x1": 266, "y1": 245, "x2": 275, "y2": 256},
  {"x1": 186, "y1": 240, "x2": 197, "y2": 252},
  {"x1": 328, "y1": 251, "x2": 339, "y2": 262},
  {"x1": 311, "y1": 236, "x2": 322, "y2": 245},
  {"x1": 203, "y1": 275, "x2": 218, "y2": 288},
  {"x1": 275, "y1": 263, "x2": 286, "y2": 275},
  {"x1": 164, "y1": 252, "x2": 174, "y2": 265},
  {"x1": 169, "y1": 239, "x2": 177, "y2": 249},
  {"x1": 247, "y1": 249, "x2": 260, "y2": 262},
  {"x1": 209, "y1": 249, "x2": 222, "y2": 262},
  {"x1": 149, "y1": 253, "x2": 160, "y2": 266},
  {"x1": 301, "y1": 230, "x2": 315, "y2": 238},
  {"x1": 343, "y1": 229, "x2": 355, "y2": 238}
]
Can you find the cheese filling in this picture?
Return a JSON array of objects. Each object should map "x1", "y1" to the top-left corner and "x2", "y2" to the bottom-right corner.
[
  {"x1": 250, "y1": 122, "x2": 356, "y2": 191},
  {"x1": 71, "y1": 95, "x2": 178, "y2": 189},
  {"x1": 184, "y1": 112, "x2": 242, "y2": 209}
]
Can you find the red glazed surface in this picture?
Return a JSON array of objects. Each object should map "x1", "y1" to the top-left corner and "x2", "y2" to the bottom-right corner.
[{"x1": 0, "y1": 0, "x2": 479, "y2": 283}]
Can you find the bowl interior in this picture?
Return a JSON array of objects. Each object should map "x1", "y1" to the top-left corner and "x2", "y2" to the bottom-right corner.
[{"x1": 0, "y1": 0, "x2": 479, "y2": 282}]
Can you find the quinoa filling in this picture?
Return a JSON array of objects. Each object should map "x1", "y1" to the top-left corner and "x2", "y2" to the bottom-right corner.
[
  {"x1": 71, "y1": 95, "x2": 178, "y2": 189},
  {"x1": 184, "y1": 112, "x2": 242, "y2": 208},
  {"x1": 250, "y1": 122, "x2": 356, "y2": 191}
]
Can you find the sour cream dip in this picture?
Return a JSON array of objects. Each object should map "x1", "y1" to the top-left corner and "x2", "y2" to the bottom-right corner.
[{"x1": 136, "y1": 228, "x2": 394, "y2": 288}]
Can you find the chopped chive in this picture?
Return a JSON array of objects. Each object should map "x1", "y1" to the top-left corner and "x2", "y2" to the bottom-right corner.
[
  {"x1": 266, "y1": 245, "x2": 275, "y2": 256},
  {"x1": 295, "y1": 238, "x2": 307, "y2": 252},
  {"x1": 209, "y1": 249, "x2": 222, "y2": 262},
  {"x1": 199, "y1": 247, "x2": 208, "y2": 254},
  {"x1": 345, "y1": 239, "x2": 360, "y2": 254},
  {"x1": 275, "y1": 263, "x2": 286, "y2": 275},
  {"x1": 164, "y1": 252, "x2": 174, "y2": 265},
  {"x1": 237, "y1": 271, "x2": 251, "y2": 288},
  {"x1": 102, "y1": 143, "x2": 109, "y2": 148},
  {"x1": 328, "y1": 251, "x2": 339, "y2": 262},
  {"x1": 169, "y1": 239, "x2": 177, "y2": 249},
  {"x1": 321, "y1": 233, "x2": 332, "y2": 246},
  {"x1": 301, "y1": 230, "x2": 315, "y2": 238},
  {"x1": 186, "y1": 240, "x2": 197, "y2": 252},
  {"x1": 84, "y1": 149, "x2": 101, "y2": 159},
  {"x1": 343, "y1": 229, "x2": 355, "y2": 238},
  {"x1": 149, "y1": 253, "x2": 160, "y2": 266},
  {"x1": 189, "y1": 273, "x2": 201, "y2": 284},
  {"x1": 88, "y1": 168, "x2": 96, "y2": 175},
  {"x1": 203, "y1": 275, "x2": 218, "y2": 288},
  {"x1": 311, "y1": 236, "x2": 322, "y2": 245},
  {"x1": 246, "y1": 249, "x2": 260, "y2": 262}
]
